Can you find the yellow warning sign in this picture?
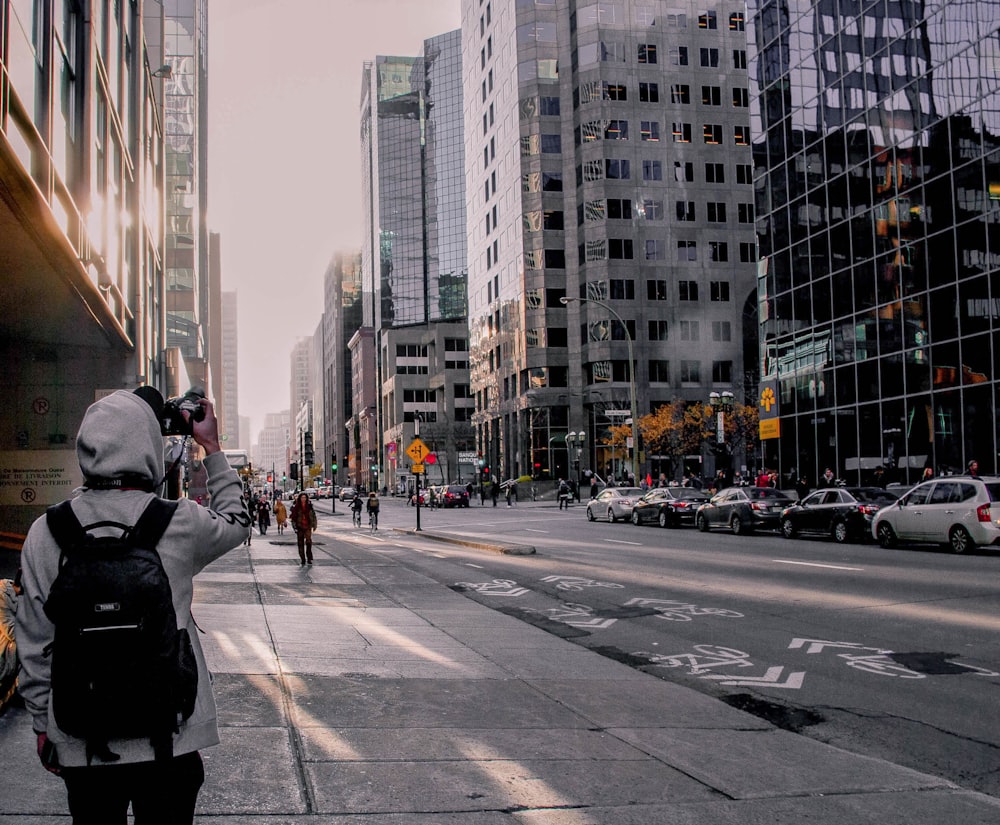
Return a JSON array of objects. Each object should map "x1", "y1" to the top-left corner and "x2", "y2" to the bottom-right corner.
[{"x1": 406, "y1": 438, "x2": 431, "y2": 463}]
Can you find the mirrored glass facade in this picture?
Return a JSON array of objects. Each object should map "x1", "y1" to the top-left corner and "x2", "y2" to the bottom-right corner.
[{"x1": 748, "y1": 0, "x2": 1000, "y2": 483}]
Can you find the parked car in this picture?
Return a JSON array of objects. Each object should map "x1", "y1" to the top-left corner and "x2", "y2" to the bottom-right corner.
[
  {"x1": 586, "y1": 487, "x2": 644, "y2": 523},
  {"x1": 631, "y1": 487, "x2": 711, "y2": 528},
  {"x1": 871, "y1": 476, "x2": 1000, "y2": 553},
  {"x1": 780, "y1": 487, "x2": 898, "y2": 543},
  {"x1": 441, "y1": 484, "x2": 471, "y2": 508},
  {"x1": 695, "y1": 486, "x2": 795, "y2": 534},
  {"x1": 339, "y1": 486, "x2": 357, "y2": 501}
]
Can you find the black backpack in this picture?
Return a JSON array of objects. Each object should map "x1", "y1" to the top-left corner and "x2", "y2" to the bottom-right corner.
[{"x1": 43, "y1": 498, "x2": 198, "y2": 764}]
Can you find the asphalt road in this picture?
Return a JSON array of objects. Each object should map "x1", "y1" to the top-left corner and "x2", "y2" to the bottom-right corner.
[{"x1": 318, "y1": 497, "x2": 1000, "y2": 799}]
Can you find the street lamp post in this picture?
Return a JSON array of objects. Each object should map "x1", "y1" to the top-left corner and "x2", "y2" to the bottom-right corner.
[
  {"x1": 567, "y1": 430, "x2": 586, "y2": 484},
  {"x1": 560, "y1": 296, "x2": 639, "y2": 481},
  {"x1": 709, "y1": 391, "x2": 735, "y2": 472}
]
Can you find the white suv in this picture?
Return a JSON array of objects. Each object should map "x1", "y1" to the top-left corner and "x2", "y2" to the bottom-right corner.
[{"x1": 872, "y1": 476, "x2": 1000, "y2": 553}]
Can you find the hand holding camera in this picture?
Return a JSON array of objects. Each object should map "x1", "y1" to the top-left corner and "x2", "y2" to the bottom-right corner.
[{"x1": 160, "y1": 388, "x2": 221, "y2": 455}]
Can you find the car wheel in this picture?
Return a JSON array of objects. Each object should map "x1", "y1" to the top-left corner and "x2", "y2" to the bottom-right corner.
[
  {"x1": 780, "y1": 518, "x2": 797, "y2": 539},
  {"x1": 876, "y1": 522, "x2": 897, "y2": 548},
  {"x1": 949, "y1": 525, "x2": 973, "y2": 554},
  {"x1": 586, "y1": 507, "x2": 595, "y2": 522},
  {"x1": 631, "y1": 510, "x2": 640, "y2": 525},
  {"x1": 731, "y1": 515, "x2": 750, "y2": 535},
  {"x1": 608, "y1": 508, "x2": 617, "y2": 523},
  {"x1": 696, "y1": 513, "x2": 709, "y2": 532},
  {"x1": 658, "y1": 510, "x2": 670, "y2": 529},
  {"x1": 831, "y1": 520, "x2": 850, "y2": 543}
]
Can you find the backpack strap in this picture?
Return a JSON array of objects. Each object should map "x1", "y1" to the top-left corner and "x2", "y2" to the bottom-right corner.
[
  {"x1": 45, "y1": 501, "x2": 87, "y2": 555},
  {"x1": 129, "y1": 498, "x2": 179, "y2": 548}
]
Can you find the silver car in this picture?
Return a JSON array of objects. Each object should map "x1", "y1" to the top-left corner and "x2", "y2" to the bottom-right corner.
[
  {"x1": 872, "y1": 476, "x2": 1000, "y2": 553},
  {"x1": 586, "y1": 487, "x2": 644, "y2": 523}
]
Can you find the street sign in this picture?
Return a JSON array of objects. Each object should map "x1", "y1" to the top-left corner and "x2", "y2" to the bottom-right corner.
[
  {"x1": 412, "y1": 463, "x2": 425, "y2": 474},
  {"x1": 406, "y1": 438, "x2": 431, "y2": 463}
]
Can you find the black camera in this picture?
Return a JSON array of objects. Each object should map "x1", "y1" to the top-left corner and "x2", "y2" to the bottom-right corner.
[{"x1": 160, "y1": 388, "x2": 206, "y2": 436}]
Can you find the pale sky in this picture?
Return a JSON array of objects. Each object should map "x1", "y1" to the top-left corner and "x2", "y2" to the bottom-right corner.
[{"x1": 208, "y1": 0, "x2": 462, "y2": 439}]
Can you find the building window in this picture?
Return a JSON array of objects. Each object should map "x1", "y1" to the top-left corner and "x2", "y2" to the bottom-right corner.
[
  {"x1": 701, "y1": 85, "x2": 721, "y2": 106},
  {"x1": 737, "y1": 202, "x2": 754, "y2": 223},
  {"x1": 706, "y1": 162, "x2": 725, "y2": 183},
  {"x1": 736, "y1": 163, "x2": 753, "y2": 184},
  {"x1": 643, "y1": 159, "x2": 663, "y2": 180},
  {"x1": 541, "y1": 133, "x2": 562, "y2": 152},
  {"x1": 681, "y1": 360, "x2": 701, "y2": 383},
  {"x1": 608, "y1": 239, "x2": 634, "y2": 259},
  {"x1": 645, "y1": 239, "x2": 665, "y2": 260},
  {"x1": 707, "y1": 202, "x2": 727, "y2": 222},
  {"x1": 710, "y1": 280, "x2": 731, "y2": 301},
  {"x1": 641, "y1": 199, "x2": 663, "y2": 220},
  {"x1": 603, "y1": 82, "x2": 627, "y2": 101},
  {"x1": 700, "y1": 47, "x2": 719, "y2": 67},
  {"x1": 671, "y1": 46, "x2": 689, "y2": 65},
  {"x1": 543, "y1": 210, "x2": 564, "y2": 229},
  {"x1": 729, "y1": 11, "x2": 745, "y2": 31},
  {"x1": 675, "y1": 161, "x2": 694, "y2": 181},
  {"x1": 639, "y1": 82, "x2": 659, "y2": 102},
  {"x1": 672, "y1": 122, "x2": 692, "y2": 142},
  {"x1": 712, "y1": 321, "x2": 732, "y2": 341},
  {"x1": 676, "y1": 201, "x2": 696, "y2": 221},
  {"x1": 679, "y1": 280, "x2": 699, "y2": 301},
  {"x1": 609, "y1": 279, "x2": 635, "y2": 299},
  {"x1": 670, "y1": 83, "x2": 690, "y2": 103},
  {"x1": 739, "y1": 241, "x2": 756, "y2": 262},
  {"x1": 638, "y1": 43, "x2": 658, "y2": 63},
  {"x1": 677, "y1": 240, "x2": 697, "y2": 261},
  {"x1": 712, "y1": 360, "x2": 733, "y2": 382},
  {"x1": 709, "y1": 241, "x2": 728, "y2": 262},
  {"x1": 607, "y1": 198, "x2": 632, "y2": 219},
  {"x1": 732, "y1": 87, "x2": 749, "y2": 107},
  {"x1": 540, "y1": 95, "x2": 560, "y2": 115},
  {"x1": 680, "y1": 320, "x2": 700, "y2": 341},
  {"x1": 698, "y1": 10, "x2": 717, "y2": 29},
  {"x1": 733, "y1": 49, "x2": 747, "y2": 70},
  {"x1": 606, "y1": 158, "x2": 631, "y2": 178},
  {"x1": 648, "y1": 320, "x2": 669, "y2": 340},
  {"x1": 605, "y1": 119, "x2": 628, "y2": 139},
  {"x1": 649, "y1": 360, "x2": 670, "y2": 382},
  {"x1": 545, "y1": 248, "x2": 566, "y2": 268},
  {"x1": 640, "y1": 121, "x2": 660, "y2": 141},
  {"x1": 734, "y1": 125, "x2": 750, "y2": 145},
  {"x1": 704, "y1": 123, "x2": 723, "y2": 144},
  {"x1": 647, "y1": 279, "x2": 668, "y2": 300}
]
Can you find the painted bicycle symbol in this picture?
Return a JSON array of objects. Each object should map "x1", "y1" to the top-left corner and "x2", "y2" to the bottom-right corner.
[
  {"x1": 625, "y1": 598, "x2": 743, "y2": 622},
  {"x1": 639, "y1": 645, "x2": 755, "y2": 673},
  {"x1": 540, "y1": 575, "x2": 625, "y2": 592},
  {"x1": 524, "y1": 602, "x2": 618, "y2": 629}
]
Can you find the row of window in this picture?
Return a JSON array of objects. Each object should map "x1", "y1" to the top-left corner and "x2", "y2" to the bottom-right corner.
[
  {"x1": 576, "y1": 42, "x2": 745, "y2": 71},
  {"x1": 568, "y1": 5, "x2": 745, "y2": 33},
  {"x1": 574, "y1": 81, "x2": 749, "y2": 107},
  {"x1": 576, "y1": 239, "x2": 757, "y2": 264},
  {"x1": 588, "y1": 359, "x2": 733, "y2": 384},
  {"x1": 525, "y1": 200, "x2": 753, "y2": 228},
  {"x1": 574, "y1": 119, "x2": 750, "y2": 145},
  {"x1": 575, "y1": 159, "x2": 754, "y2": 184}
]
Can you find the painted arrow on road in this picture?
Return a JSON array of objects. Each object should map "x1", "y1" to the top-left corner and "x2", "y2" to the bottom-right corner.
[
  {"x1": 700, "y1": 666, "x2": 806, "y2": 689},
  {"x1": 789, "y1": 638, "x2": 891, "y2": 655}
]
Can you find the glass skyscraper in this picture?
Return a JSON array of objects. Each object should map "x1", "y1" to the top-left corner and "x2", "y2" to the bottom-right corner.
[{"x1": 748, "y1": 1, "x2": 1000, "y2": 483}]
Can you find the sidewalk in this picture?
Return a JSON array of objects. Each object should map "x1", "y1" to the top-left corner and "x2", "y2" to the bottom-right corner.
[{"x1": 2, "y1": 520, "x2": 999, "y2": 823}]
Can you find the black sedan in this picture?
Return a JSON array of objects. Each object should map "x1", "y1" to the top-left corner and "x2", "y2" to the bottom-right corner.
[
  {"x1": 779, "y1": 486, "x2": 898, "y2": 543},
  {"x1": 631, "y1": 488, "x2": 711, "y2": 527},
  {"x1": 695, "y1": 486, "x2": 795, "y2": 534}
]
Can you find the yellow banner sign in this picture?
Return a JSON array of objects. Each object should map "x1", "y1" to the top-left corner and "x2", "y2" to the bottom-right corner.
[
  {"x1": 759, "y1": 418, "x2": 781, "y2": 440},
  {"x1": 411, "y1": 463, "x2": 425, "y2": 474}
]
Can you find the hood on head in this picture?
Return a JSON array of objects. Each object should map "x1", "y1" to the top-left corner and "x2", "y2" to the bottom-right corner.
[{"x1": 76, "y1": 390, "x2": 164, "y2": 483}]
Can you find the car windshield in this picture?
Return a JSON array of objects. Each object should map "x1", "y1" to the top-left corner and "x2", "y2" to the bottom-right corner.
[
  {"x1": 615, "y1": 488, "x2": 644, "y2": 497},
  {"x1": 851, "y1": 488, "x2": 899, "y2": 504},
  {"x1": 674, "y1": 489, "x2": 707, "y2": 500},
  {"x1": 985, "y1": 483, "x2": 1000, "y2": 502},
  {"x1": 748, "y1": 488, "x2": 790, "y2": 500}
]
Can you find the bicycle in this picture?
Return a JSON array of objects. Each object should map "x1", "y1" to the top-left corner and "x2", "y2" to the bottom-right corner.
[
  {"x1": 352, "y1": 508, "x2": 362, "y2": 527},
  {"x1": 368, "y1": 510, "x2": 378, "y2": 533}
]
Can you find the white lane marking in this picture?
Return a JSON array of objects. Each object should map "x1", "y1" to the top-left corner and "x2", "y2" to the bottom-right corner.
[
  {"x1": 605, "y1": 538, "x2": 643, "y2": 546},
  {"x1": 525, "y1": 528, "x2": 549, "y2": 533},
  {"x1": 465, "y1": 563, "x2": 485, "y2": 568},
  {"x1": 772, "y1": 559, "x2": 863, "y2": 571}
]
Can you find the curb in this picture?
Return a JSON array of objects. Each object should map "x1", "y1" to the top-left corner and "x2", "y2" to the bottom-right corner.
[{"x1": 394, "y1": 528, "x2": 536, "y2": 555}]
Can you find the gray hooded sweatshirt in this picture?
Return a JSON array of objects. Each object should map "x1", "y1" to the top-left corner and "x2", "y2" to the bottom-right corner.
[{"x1": 15, "y1": 390, "x2": 251, "y2": 767}]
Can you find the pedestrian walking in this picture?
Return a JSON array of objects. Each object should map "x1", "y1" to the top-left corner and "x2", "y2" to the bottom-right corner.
[
  {"x1": 491, "y1": 481, "x2": 499, "y2": 507},
  {"x1": 14, "y1": 387, "x2": 250, "y2": 824},
  {"x1": 590, "y1": 477, "x2": 599, "y2": 499},
  {"x1": 479, "y1": 483, "x2": 486, "y2": 506},
  {"x1": 256, "y1": 498, "x2": 270, "y2": 536},
  {"x1": 290, "y1": 492, "x2": 317, "y2": 565},
  {"x1": 273, "y1": 497, "x2": 287, "y2": 534},
  {"x1": 557, "y1": 479, "x2": 570, "y2": 510}
]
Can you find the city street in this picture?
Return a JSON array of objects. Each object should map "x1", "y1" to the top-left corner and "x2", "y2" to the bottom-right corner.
[{"x1": 319, "y1": 495, "x2": 1000, "y2": 799}]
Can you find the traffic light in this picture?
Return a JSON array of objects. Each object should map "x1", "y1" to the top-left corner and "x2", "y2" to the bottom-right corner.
[
  {"x1": 303, "y1": 431, "x2": 314, "y2": 466},
  {"x1": 331, "y1": 461, "x2": 338, "y2": 472},
  {"x1": 266, "y1": 473, "x2": 273, "y2": 483},
  {"x1": 482, "y1": 466, "x2": 490, "y2": 479},
  {"x1": 289, "y1": 462, "x2": 298, "y2": 480},
  {"x1": 282, "y1": 474, "x2": 286, "y2": 482}
]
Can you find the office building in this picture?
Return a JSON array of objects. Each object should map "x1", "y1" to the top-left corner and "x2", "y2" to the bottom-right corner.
[
  {"x1": 221, "y1": 290, "x2": 241, "y2": 447},
  {"x1": 1, "y1": 0, "x2": 168, "y2": 534},
  {"x1": 747, "y1": 0, "x2": 1000, "y2": 482},
  {"x1": 461, "y1": 0, "x2": 757, "y2": 482},
  {"x1": 360, "y1": 30, "x2": 473, "y2": 492}
]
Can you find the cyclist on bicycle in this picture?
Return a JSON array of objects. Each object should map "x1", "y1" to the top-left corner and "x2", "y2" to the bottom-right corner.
[
  {"x1": 350, "y1": 493, "x2": 363, "y2": 527},
  {"x1": 366, "y1": 491, "x2": 380, "y2": 531}
]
